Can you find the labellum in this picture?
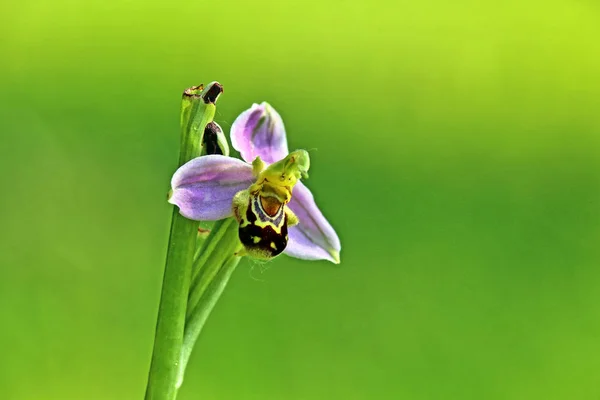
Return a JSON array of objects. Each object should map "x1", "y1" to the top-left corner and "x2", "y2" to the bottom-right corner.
[
  {"x1": 234, "y1": 190, "x2": 290, "y2": 259},
  {"x1": 231, "y1": 150, "x2": 308, "y2": 259}
]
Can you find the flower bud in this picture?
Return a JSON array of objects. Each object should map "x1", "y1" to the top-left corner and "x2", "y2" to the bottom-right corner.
[
  {"x1": 179, "y1": 82, "x2": 223, "y2": 163},
  {"x1": 201, "y1": 121, "x2": 230, "y2": 156},
  {"x1": 201, "y1": 81, "x2": 223, "y2": 104}
]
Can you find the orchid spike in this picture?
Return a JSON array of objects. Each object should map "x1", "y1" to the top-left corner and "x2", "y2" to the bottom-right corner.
[{"x1": 169, "y1": 102, "x2": 341, "y2": 264}]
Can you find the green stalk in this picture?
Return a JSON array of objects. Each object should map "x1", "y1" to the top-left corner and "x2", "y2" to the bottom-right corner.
[
  {"x1": 187, "y1": 218, "x2": 237, "y2": 319},
  {"x1": 191, "y1": 219, "x2": 230, "y2": 281},
  {"x1": 145, "y1": 83, "x2": 222, "y2": 400},
  {"x1": 177, "y1": 245, "x2": 240, "y2": 389}
]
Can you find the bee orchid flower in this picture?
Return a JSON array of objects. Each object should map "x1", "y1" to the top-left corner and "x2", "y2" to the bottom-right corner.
[{"x1": 168, "y1": 102, "x2": 341, "y2": 264}]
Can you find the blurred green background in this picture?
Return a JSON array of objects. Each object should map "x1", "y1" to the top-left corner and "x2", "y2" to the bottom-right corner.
[{"x1": 1, "y1": 0, "x2": 600, "y2": 399}]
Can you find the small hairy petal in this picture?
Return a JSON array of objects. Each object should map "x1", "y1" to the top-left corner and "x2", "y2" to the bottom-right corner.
[
  {"x1": 285, "y1": 182, "x2": 341, "y2": 264},
  {"x1": 230, "y1": 102, "x2": 289, "y2": 164},
  {"x1": 169, "y1": 155, "x2": 254, "y2": 221}
]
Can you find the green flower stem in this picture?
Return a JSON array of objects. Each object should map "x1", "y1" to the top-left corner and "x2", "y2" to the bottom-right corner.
[
  {"x1": 177, "y1": 249, "x2": 242, "y2": 390},
  {"x1": 145, "y1": 83, "x2": 221, "y2": 400},
  {"x1": 187, "y1": 218, "x2": 237, "y2": 319},
  {"x1": 190, "y1": 219, "x2": 230, "y2": 284},
  {"x1": 175, "y1": 218, "x2": 241, "y2": 390}
]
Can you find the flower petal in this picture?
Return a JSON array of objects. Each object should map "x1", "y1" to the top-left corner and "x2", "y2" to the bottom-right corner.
[
  {"x1": 285, "y1": 182, "x2": 341, "y2": 263},
  {"x1": 169, "y1": 155, "x2": 254, "y2": 221},
  {"x1": 230, "y1": 102, "x2": 289, "y2": 164}
]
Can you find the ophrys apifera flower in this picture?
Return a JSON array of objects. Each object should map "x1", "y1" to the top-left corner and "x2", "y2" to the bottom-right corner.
[{"x1": 169, "y1": 102, "x2": 341, "y2": 263}]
